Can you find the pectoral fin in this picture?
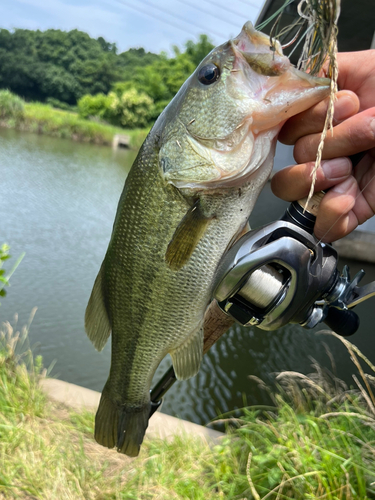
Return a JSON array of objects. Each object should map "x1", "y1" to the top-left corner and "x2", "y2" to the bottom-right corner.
[
  {"x1": 170, "y1": 325, "x2": 203, "y2": 380},
  {"x1": 85, "y1": 263, "x2": 111, "y2": 351},
  {"x1": 165, "y1": 200, "x2": 213, "y2": 271}
]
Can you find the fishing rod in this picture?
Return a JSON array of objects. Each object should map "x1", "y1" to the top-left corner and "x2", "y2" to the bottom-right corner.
[{"x1": 149, "y1": 172, "x2": 375, "y2": 417}]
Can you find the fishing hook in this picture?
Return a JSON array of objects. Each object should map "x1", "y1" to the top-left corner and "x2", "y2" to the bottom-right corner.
[
  {"x1": 281, "y1": 24, "x2": 304, "y2": 49},
  {"x1": 269, "y1": 12, "x2": 283, "y2": 54}
]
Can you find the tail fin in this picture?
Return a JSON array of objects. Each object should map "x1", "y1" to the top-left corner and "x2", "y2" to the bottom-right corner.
[{"x1": 95, "y1": 389, "x2": 150, "y2": 457}]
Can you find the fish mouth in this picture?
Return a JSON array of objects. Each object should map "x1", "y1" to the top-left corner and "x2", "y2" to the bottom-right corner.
[
  {"x1": 232, "y1": 21, "x2": 330, "y2": 86},
  {"x1": 232, "y1": 21, "x2": 289, "y2": 76},
  {"x1": 233, "y1": 21, "x2": 284, "y2": 57}
]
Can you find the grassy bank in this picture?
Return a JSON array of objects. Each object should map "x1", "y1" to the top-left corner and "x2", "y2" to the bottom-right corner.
[
  {"x1": 1, "y1": 321, "x2": 375, "y2": 499},
  {"x1": 0, "y1": 90, "x2": 148, "y2": 148}
]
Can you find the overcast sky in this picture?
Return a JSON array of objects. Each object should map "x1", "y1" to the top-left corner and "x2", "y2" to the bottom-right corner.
[{"x1": 0, "y1": 0, "x2": 264, "y2": 54}]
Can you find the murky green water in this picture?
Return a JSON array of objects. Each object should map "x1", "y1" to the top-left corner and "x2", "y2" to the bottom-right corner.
[{"x1": 2, "y1": 128, "x2": 375, "y2": 425}]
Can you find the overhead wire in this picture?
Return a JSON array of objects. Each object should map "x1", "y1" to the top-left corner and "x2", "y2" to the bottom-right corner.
[
  {"x1": 235, "y1": 0, "x2": 263, "y2": 10},
  {"x1": 174, "y1": 0, "x2": 241, "y2": 29},
  {"x1": 111, "y1": 0, "x2": 199, "y2": 37},
  {"x1": 200, "y1": 0, "x2": 250, "y2": 20},
  {"x1": 113, "y1": 0, "x2": 227, "y2": 39}
]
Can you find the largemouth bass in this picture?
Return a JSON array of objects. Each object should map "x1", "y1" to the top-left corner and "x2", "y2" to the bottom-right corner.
[{"x1": 85, "y1": 22, "x2": 330, "y2": 457}]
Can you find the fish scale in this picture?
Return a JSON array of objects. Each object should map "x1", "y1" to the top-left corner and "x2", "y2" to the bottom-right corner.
[{"x1": 85, "y1": 21, "x2": 330, "y2": 456}]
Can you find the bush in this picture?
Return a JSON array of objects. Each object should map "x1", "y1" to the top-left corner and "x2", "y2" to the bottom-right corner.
[
  {"x1": 107, "y1": 88, "x2": 154, "y2": 128},
  {"x1": 78, "y1": 88, "x2": 154, "y2": 128},
  {"x1": 77, "y1": 92, "x2": 110, "y2": 120},
  {"x1": 46, "y1": 97, "x2": 77, "y2": 112},
  {"x1": 0, "y1": 89, "x2": 25, "y2": 120}
]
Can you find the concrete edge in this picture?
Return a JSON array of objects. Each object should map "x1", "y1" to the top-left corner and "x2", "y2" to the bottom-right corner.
[
  {"x1": 332, "y1": 230, "x2": 375, "y2": 264},
  {"x1": 40, "y1": 378, "x2": 223, "y2": 443}
]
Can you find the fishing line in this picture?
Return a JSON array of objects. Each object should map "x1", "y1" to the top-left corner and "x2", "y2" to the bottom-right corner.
[
  {"x1": 287, "y1": 22, "x2": 314, "y2": 59},
  {"x1": 256, "y1": 0, "x2": 295, "y2": 30}
]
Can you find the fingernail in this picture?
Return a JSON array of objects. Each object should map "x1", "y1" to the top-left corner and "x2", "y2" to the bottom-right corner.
[
  {"x1": 321, "y1": 157, "x2": 351, "y2": 180},
  {"x1": 331, "y1": 176, "x2": 356, "y2": 194},
  {"x1": 333, "y1": 94, "x2": 358, "y2": 121}
]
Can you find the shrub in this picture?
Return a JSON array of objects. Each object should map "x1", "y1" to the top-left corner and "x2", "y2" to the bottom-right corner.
[
  {"x1": 0, "y1": 243, "x2": 10, "y2": 302},
  {"x1": 0, "y1": 89, "x2": 25, "y2": 120},
  {"x1": 107, "y1": 87, "x2": 154, "y2": 128},
  {"x1": 77, "y1": 92, "x2": 110, "y2": 120},
  {"x1": 46, "y1": 97, "x2": 77, "y2": 112}
]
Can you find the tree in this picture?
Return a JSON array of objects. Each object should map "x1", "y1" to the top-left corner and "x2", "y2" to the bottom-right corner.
[
  {"x1": 185, "y1": 34, "x2": 215, "y2": 66},
  {"x1": 0, "y1": 27, "x2": 215, "y2": 126},
  {"x1": 0, "y1": 28, "x2": 161, "y2": 105}
]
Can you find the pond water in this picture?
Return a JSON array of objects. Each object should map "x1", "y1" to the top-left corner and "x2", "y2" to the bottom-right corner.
[{"x1": 2, "y1": 127, "x2": 375, "y2": 425}]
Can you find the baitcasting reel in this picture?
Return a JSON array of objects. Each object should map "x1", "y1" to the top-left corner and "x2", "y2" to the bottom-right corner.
[
  {"x1": 150, "y1": 192, "x2": 375, "y2": 417},
  {"x1": 213, "y1": 196, "x2": 375, "y2": 337}
]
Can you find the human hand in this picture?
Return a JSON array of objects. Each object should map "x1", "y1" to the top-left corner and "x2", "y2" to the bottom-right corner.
[{"x1": 271, "y1": 50, "x2": 375, "y2": 242}]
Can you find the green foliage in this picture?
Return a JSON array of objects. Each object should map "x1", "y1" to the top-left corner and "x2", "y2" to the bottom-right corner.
[
  {"x1": 0, "y1": 244, "x2": 24, "y2": 304},
  {"x1": 45, "y1": 97, "x2": 77, "y2": 112},
  {"x1": 117, "y1": 47, "x2": 161, "y2": 81},
  {"x1": 78, "y1": 86, "x2": 155, "y2": 128},
  {"x1": 23, "y1": 101, "x2": 134, "y2": 145},
  {"x1": 207, "y1": 334, "x2": 375, "y2": 499},
  {"x1": 77, "y1": 36, "x2": 210, "y2": 127},
  {"x1": 109, "y1": 35, "x2": 213, "y2": 124},
  {"x1": 0, "y1": 28, "x2": 159, "y2": 105},
  {"x1": 77, "y1": 92, "x2": 110, "y2": 119},
  {"x1": 0, "y1": 90, "x2": 24, "y2": 121},
  {"x1": 0, "y1": 28, "x2": 215, "y2": 128},
  {"x1": 0, "y1": 90, "x2": 149, "y2": 146},
  {"x1": 185, "y1": 34, "x2": 215, "y2": 66},
  {"x1": 0, "y1": 315, "x2": 46, "y2": 423},
  {"x1": 1, "y1": 325, "x2": 375, "y2": 498},
  {"x1": 106, "y1": 88, "x2": 154, "y2": 128},
  {"x1": 0, "y1": 244, "x2": 11, "y2": 301}
]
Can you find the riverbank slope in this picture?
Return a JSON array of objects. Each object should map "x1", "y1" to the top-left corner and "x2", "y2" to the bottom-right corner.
[
  {"x1": 1, "y1": 324, "x2": 375, "y2": 499},
  {"x1": 0, "y1": 90, "x2": 148, "y2": 148}
]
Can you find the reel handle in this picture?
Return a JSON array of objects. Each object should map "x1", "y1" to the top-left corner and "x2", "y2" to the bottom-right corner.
[{"x1": 323, "y1": 307, "x2": 360, "y2": 337}]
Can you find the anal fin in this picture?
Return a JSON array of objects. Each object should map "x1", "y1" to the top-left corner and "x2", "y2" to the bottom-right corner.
[
  {"x1": 165, "y1": 199, "x2": 213, "y2": 271},
  {"x1": 170, "y1": 325, "x2": 203, "y2": 380},
  {"x1": 85, "y1": 263, "x2": 111, "y2": 351}
]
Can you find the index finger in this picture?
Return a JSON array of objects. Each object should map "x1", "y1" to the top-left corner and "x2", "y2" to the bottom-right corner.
[
  {"x1": 332, "y1": 51, "x2": 375, "y2": 111},
  {"x1": 278, "y1": 90, "x2": 359, "y2": 145},
  {"x1": 293, "y1": 108, "x2": 375, "y2": 164}
]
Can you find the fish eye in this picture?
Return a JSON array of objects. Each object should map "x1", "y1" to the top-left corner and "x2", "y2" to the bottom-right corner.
[{"x1": 197, "y1": 64, "x2": 220, "y2": 85}]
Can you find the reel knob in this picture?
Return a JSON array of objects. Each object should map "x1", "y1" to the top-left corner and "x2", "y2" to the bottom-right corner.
[{"x1": 323, "y1": 307, "x2": 360, "y2": 337}]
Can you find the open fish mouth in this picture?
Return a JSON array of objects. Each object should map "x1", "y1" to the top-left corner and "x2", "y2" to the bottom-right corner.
[{"x1": 232, "y1": 21, "x2": 330, "y2": 86}]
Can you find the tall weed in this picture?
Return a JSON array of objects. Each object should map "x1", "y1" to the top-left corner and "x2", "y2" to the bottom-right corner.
[{"x1": 0, "y1": 90, "x2": 24, "y2": 121}]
